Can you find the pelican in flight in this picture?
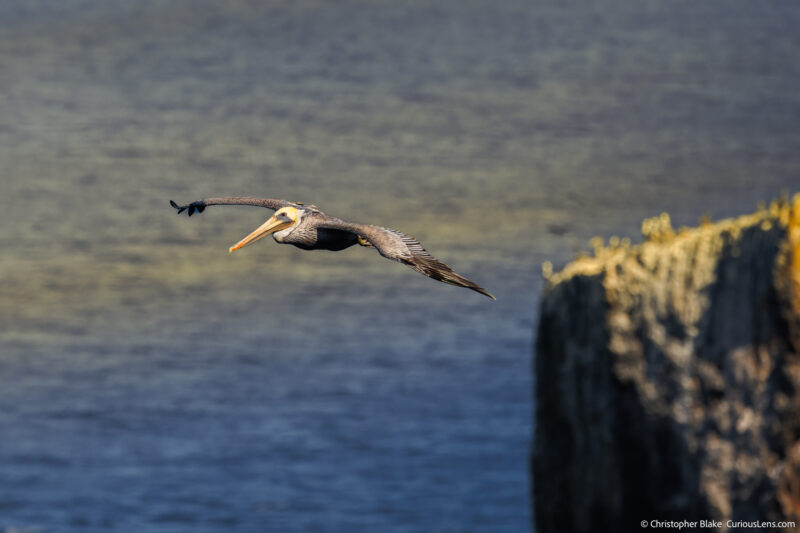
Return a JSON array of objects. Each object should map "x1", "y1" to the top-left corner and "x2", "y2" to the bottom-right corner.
[{"x1": 170, "y1": 197, "x2": 495, "y2": 299}]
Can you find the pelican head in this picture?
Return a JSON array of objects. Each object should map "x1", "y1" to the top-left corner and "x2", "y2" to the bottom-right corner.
[{"x1": 229, "y1": 207, "x2": 300, "y2": 252}]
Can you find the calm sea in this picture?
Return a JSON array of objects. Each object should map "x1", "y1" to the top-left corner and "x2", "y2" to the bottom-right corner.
[{"x1": 1, "y1": 1, "x2": 798, "y2": 531}]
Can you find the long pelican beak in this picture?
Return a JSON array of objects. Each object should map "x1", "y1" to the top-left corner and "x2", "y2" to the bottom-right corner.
[{"x1": 229, "y1": 216, "x2": 293, "y2": 253}]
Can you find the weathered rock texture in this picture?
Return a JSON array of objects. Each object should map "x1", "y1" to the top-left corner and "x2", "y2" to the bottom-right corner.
[{"x1": 534, "y1": 196, "x2": 800, "y2": 532}]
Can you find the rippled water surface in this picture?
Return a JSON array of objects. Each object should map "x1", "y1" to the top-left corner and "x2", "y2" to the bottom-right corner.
[{"x1": 1, "y1": 1, "x2": 799, "y2": 531}]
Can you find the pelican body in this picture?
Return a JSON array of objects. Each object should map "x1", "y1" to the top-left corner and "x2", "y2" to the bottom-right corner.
[{"x1": 170, "y1": 197, "x2": 494, "y2": 299}]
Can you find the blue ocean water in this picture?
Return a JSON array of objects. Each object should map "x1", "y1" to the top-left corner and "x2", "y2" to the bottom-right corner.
[{"x1": 1, "y1": 1, "x2": 799, "y2": 531}]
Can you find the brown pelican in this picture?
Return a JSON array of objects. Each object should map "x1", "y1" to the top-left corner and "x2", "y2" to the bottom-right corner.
[{"x1": 170, "y1": 197, "x2": 495, "y2": 299}]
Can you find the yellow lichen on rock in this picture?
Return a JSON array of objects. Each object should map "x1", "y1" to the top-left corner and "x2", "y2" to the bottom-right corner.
[
  {"x1": 790, "y1": 196, "x2": 800, "y2": 313},
  {"x1": 787, "y1": 194, "x2": 800, "y2": 352}
]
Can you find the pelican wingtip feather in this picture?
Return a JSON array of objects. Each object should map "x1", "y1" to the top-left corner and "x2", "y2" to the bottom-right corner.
[{"x1": 171, "y1": 200, "x2": 206, "y2": 216}]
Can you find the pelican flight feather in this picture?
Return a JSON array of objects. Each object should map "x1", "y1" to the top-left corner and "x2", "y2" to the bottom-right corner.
[{"x1": 169, "y1": 197, "x2": 495, "y2": 299}]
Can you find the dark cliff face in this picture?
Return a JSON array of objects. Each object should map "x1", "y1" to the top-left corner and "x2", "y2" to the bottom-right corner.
[{"x1": 533, "y1": 197, "x2": 800, "y2": 533}]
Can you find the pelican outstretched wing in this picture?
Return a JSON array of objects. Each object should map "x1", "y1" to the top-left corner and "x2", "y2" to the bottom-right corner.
[
  {"x1": 170, "y1": 197, "x2": 300, "y2": 216},
  {"x1": 319, "y1": 218, "x2": 495, "y2": 300}
]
